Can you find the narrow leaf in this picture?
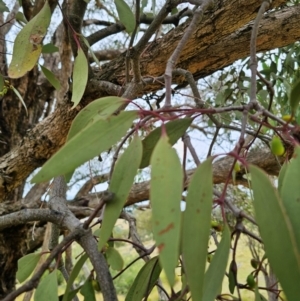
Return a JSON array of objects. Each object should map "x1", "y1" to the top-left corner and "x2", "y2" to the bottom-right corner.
[
  {"x1": 106, "y1": 247, "x2": 124, "y2": 271},
  {"x1": 150, "y1": 134, "x2": 183, "y2": 286},
  {"x1": 0, "y1": 0, "x2": 9, "y2": 13},
  {"x1": 182, "y1": 158, "x2": 213, "y2": 301},
  {"x1": 8, "y1": 2, "x2": 51, "y2": 78},
  {"x1": 228, "y1": 260, "x2": 237, "y2": 294},
  {"x1": 98, "y1": 135, "x2": 142, "y2": 250},
  {"x1": 125, "y1": 257, "x2": 161, "y2": 301},
  {"x1": 82, "y1": 36, "x2": 100, "y2": 67},
  {"x1": 255, "y1": 286, "x2": 268, "y2": 301},
  {"x1": 40, "y1": 65, "x2": 61, "y2": 90},
  {"x1": 62, "y1": 254, "x2": 88, "y2": 301},
  {"x1": 67, "y1": 96, "x2": 125, "y2": 141},
  {"x1": 34, "y1": 270, "x2": 58, "y2": 301},
  {"x1": 140, "y1": 118, "x2": 192, "y2": 168},
  {"x1": 71, "y1": 47, "x2": 88, "y2": 108},
  {"x1": 65, "y1": 96, "x2": 126, "y2": 182},
  {"x1": 250, "y1": 165, "x2": 300, "y2": 301},
  {"x1": 60, "y1": 287, "x2": 81, "y2": 301},
  {"x1": 32, "y1": 111, "x2": 137, "y2": 183},
  {"x1": 278, "y1": 162, "x2": 288, "y2": 194},
  {"x1": 42, "y1": 43, "x2": 59, "y2": 53},
  {"x1": 0, "y1": 74, "x2": 4, "y2": 92},
  {"x1": 141, "y1": 0, "x2": 148, "y2": 12},
  {"x1": 114, "y1": 0, "x2": 136, "y2": 33},
  {"x1": 80, "y1": 279, "x2": 96, "y2": 301},
  {"x1": 289, "y1": 78, "x2": 300, "y2": 115},
  {"x1": 202, "y1": 226, "x2": 230, "y2": 301},
  {"x1": 17, "y1": 253, "x2": 42, "y2": 283},
  {"x1": 280, "y1": 146, "x2": 300, "y2": 250},
  {"x1": 11, "y1": 86, "x2": 28, "y2": 115},
  {"x1": 15, "y1": 12, "x2": 28, "y2": 24}
]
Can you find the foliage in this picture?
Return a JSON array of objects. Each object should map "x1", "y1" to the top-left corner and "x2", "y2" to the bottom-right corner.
[{"x1": 1, "y1": 0, "x2": 300, "y2": 301}]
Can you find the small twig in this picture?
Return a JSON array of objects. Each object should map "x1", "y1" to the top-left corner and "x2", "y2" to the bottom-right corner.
[
  {"x1": 83, "y1": 191, "x2": 115, "y2": 229},
  {"x1": 125, "y1": 0, "x2": 141, "y2": 83},
  {"x1": 164, "y1": 1, "x2": 213, "y2": 108},
  {"x1": 207, "y1": 127, "x2": 220, "y2": 157},
  {"x1": 249, "y1": 1, "x2": 271, "y2": 104},
  {"x1": 134, "y1": 0, "x2": 181, "y2": 55},
  {"x1": 108, "y1": 129, "x2": 135, "y2": 181},
  {"x1": 214, "y1": 189, "x2": 257, "y2": 226},
  {"x1": 217, "y1": 1, "x2": 271, "y2": 222},
  {"x1": 182, "y1": 133, "x2": 201, "y2": 166},
  {"x1": 112, "y1": 252, "x2": 152, "y2": 280},
  {"x1": 242, "y1": 226, "x2": 263, "y2": 243},
  {"x1": 2, "y1": 229, "x2": 81, "y2": 301}
]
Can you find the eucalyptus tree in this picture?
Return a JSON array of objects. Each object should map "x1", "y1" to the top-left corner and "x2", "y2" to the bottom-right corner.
[{"x1": 1, "y1": 0, "x2": 300, "y2": 300}]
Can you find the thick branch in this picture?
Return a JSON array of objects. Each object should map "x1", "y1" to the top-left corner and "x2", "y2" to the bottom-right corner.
[
  {"x1": 123, "y1": 147, "x2": 283, "y2": 206},
  {"x1": 79, "y1": 147, "x2": 282, "y2": 207},
  {"x1": 0, "y1": 2, "x2": 298, "y2": 201}
]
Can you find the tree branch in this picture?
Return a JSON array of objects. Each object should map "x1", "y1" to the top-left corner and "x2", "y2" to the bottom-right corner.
[{"x1": 0, "y1": 2, "x2": 297, "y2": 201}]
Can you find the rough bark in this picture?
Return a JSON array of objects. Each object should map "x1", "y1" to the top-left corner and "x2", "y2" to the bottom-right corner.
[
  {"x1": 0, "y1": 2, "x2": 299, "y2": 201},
  {"x1": 0, "y1": 0, "x2": 298, "y2": 297}
]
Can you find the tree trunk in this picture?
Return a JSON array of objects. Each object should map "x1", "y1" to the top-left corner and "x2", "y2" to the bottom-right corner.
[{"x1": 0, "y1": 0, "x2": 299, "y2": 297}]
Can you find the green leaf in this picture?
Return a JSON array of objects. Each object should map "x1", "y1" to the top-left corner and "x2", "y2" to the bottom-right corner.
[
  {"x1": 60, "y1": 287, "x2": 81, "y2": 301},
  {"x1": 280, "y1": 146, "x2": 300, "y2": 250},
  {"x1": 114, "y1": 0, "x2": 136, "y2": 33},
  {"x1": 71, "y1": 47, "x2": 88, "y2": 108},
  {"x1": 82, "y1": 36, "x2": 100, "y2": 67},
  {"x1": 80, "y1": 279, "x2": 96, "y2": 301},
  {"x1": 34, "y1": 270, "x2": 58, "y2": 301},
  {"x1": 289, "y1": 78, "x2": 300, "y2": 115},
  {"x1": 16, "y1": 253, "x2": 42, "y2": 283},
  {"x1": 0, "y1": 74, "x2": 4, "y2": 92},
  {"x1": 42, "y1": 43, "x2": 59, "y2": 54},
  {"x1": 67, "y1": 96, "x2": 125, "y2": 142},
  {"x1": 98, "y1": 135, "x2": 142, "y2": 250},
  {"x1": 182, "y1": 158, "x2": 213, "y2": 301},
  {"x1": 228, "y1": 260, "x2": 237, "y2": 294},
  {"x1": 64, "y1": 96, "x2": 126, "y2": 182},
  {"x1": 255, "y1": 286, "x2": 268, "y2": 301},
  {"x1": 278, "y1": 162, "x2": 288, "y2": 194},
  {"x1": 0, "y1": 0, "x2": 9, "y2": 12},
  {"x1": 62, "y1": 254, "x2": 88, "y2": 301},
  {"x1": 125, "y1": 257, "x2": 161, "y2": 301},
  {"x1": 106, "y1": 247, "x2": 124, "y2": 271},
  {"x1": 31, "y1": 110, "x2": 137, "y2": 183},
  {"x1": 141, "y1": 0, "x2": 148, "y2": 12},
  {"x1": 11, "y1": 85, "x2": 28, "y2": 115},
  {"x1": 250, "y1": 165, "x2": 300, "y2": 301},
  {"x1": 15, "y1": 11, "x2": 28, "y2": 24},
  {"x1": 8, "y1": 2, "x2": 51, "y2": 78},
  {"x1": 152, "y1": 0, "x2": 156, "y2": 15},
  {"x1": 40, "y1": 65, "x2": 61, "y2": 90},
  {"x1": 140, "y1": 118, "x2": 192, "y2": 168},
  {"x1": 202, "y1": 226, "x2": 230, "y2": 301},
  {"x1": 150, "y1": 134, "x2": 183, "y2": 286}
]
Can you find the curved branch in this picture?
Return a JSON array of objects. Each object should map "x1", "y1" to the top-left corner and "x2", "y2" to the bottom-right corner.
[{"x1": 0, "y1": 1, "x2": 297, "y2": 201}]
